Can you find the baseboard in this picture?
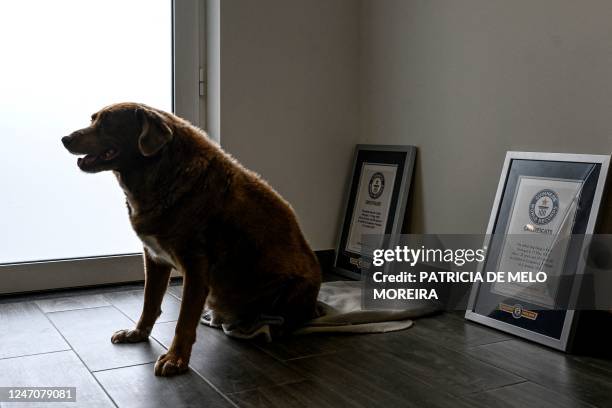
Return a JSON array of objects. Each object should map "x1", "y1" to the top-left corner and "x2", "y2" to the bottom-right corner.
[
  {"x1": 0, "y1": 250, "x2": 339, "y2": 296},
  {"x1": 315, "y1": 249, "x2": 336, "y2": 273},
  {"x1": 0, "y1": 254, "x2": 145, "y2": 295}
]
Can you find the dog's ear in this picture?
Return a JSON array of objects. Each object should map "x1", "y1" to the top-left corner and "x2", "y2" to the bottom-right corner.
[{"x1": 136, "y1": 108, "x2": 173, "y2": 157}]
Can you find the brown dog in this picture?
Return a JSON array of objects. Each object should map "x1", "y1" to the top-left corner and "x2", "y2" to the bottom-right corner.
[{"x1": 62, "y1": 102, "x2": 321, "y2": 376}]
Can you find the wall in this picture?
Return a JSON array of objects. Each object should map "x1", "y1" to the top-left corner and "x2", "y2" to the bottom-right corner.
[
  {"x1": 360, "y1": 0, "x2": 612, "y2": 233},
  {"x1": 215, "y1": 0, "x2": 612, "y2": 246},
  {"x1": 218, "y1": 0, "x2": 360, "y2": 249}
]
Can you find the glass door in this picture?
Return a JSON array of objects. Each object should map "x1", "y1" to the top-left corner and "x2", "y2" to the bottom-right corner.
[{"x1": 0, "y1": 0, "x2": 203, "y2": 293}]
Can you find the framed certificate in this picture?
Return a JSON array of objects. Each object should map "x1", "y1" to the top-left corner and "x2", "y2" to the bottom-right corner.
[
  {"x1": 334, "y1": 145, "x2": 416, "y2": 279},
  {"x1": 466, "y1": 151, "x2": 610, "y2": 351}
]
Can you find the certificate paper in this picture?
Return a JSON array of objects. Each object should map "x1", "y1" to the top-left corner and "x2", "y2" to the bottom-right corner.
[
  {"x1": 492, "y1": 176, "x2": 582, "y2": 307},
  {"x1": 345, "y1": 163, "x2": 398, "y2": 254}
]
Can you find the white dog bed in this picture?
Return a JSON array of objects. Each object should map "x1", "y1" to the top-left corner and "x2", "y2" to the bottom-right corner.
[{"x1": 201, "y1": 280, "x2": 441, "y2": 341}]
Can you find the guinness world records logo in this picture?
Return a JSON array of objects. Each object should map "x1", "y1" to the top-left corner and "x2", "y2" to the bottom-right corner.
[
  {"x1": 529, "y1": 189, "x2": 559, "y2": 225},
  {"x1": 511, "y1": 304, "x2": 523, "y2": 319},
  {"x1": 368, "y1": 172, "x2": 385, "y2": 199},
  {"x1": 499, "y1": 303, "x2": 539, "y2": 321}
]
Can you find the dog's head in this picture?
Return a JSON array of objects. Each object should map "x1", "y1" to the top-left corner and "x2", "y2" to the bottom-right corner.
[{"x1": 62, "y1": 102, "x2": 173, "y2": 173}]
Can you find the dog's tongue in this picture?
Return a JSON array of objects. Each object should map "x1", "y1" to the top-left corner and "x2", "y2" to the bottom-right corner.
[{"x1": 77, "y1": 150, "x2": 117, "y2": 168}]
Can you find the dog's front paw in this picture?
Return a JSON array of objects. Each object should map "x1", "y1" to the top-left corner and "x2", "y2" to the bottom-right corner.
[
  {"x1": 154, "y1": 352, "x2": 189, "y2": 377},
  {"x1": 111, "y1": 328, "x2": 149, "y2": 344}
]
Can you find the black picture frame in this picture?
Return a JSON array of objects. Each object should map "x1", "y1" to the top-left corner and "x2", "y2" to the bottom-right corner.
[
  {"x1": 334, "y1": 145, "x2": 416, "y2": 279},
  {"x1": 465, "y1": 151, "x2": 610, "y2": 351}
]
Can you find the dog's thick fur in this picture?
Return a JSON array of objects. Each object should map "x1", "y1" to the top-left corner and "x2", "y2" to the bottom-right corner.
[{"x1": 62, "y1": 102, "x2": 321, "y2": 376}]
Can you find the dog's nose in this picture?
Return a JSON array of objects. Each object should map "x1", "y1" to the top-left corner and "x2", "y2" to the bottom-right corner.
[{"x1": 61, "y1": 136, "x2": 72, "y2": 147}]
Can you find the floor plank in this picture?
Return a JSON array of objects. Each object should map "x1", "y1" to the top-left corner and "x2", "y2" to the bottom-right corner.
[
  {"x1": 228, "y1": 380, "x2": 358, "y2": 408},
  {"x1": 465, "y1": 339, "x2": 612, "y2": 407},
  {"x1": 461, "y1": 381, "x2": 598, "y2": 408},
  {"x1": 254, "y1": 334, "x2": 339, "y2": 361},
  {"x1": 410, "y1": 312, "x2": 512, "y2": 350},
  {"x1": 35, "y1": 294, "x2": 110, "y2": 313},
  {"x1": 0, "y1": 350, "x2": 114, "y2": 408},
  {"x1": 0, "y1": 302, "x2": 69, "y2": 359},
  {"x1": 95, "y1": 362, "x2": 234, "y2": 408},
  {"x1": 288, "y1": 329, "x2": 524, "y2": 397},
  {"x1": 47, "y1": 306, "x2": 166, "y2": 372},
  {"x1": 104, "y1": 290, "x2": 181, "y2": 323},
  {"x1": 166, "y1": 285, "x2": 183, "y2": 300},
  {"x1": 286, "y1": 351, "x2": 477, "y2": 408},
  {"x1": 152, "y1": 321, "x2": 304, "y2": 394}
]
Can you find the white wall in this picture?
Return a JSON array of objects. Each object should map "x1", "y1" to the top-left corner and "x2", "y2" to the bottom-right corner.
[
  {"x1": 214, "y1": 0, "x2": 612, "y2": 248},
  {"x1": 360, "y1": 0, "x2": 612, "y2": 234},
  {"x1": 217, "y1": 0, "x2": 360, "y2": 250}
]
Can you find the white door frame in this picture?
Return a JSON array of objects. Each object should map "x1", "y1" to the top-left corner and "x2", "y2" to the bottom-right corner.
[{"x1": 0, "y1": 0, "x2": 206, "y2": 294}]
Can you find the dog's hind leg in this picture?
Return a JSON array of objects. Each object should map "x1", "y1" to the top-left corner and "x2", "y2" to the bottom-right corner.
[
  {"x1": 274, "y1": 277, "x2": 321, "y2": 333},
  {"x1": 111, "y1": 250, "x2": 172, "y2": 344}
]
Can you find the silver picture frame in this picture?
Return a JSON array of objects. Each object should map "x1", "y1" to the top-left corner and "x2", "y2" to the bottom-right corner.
[{"x1": 465, "y1": 151, "x2": 610, "y2": 352}]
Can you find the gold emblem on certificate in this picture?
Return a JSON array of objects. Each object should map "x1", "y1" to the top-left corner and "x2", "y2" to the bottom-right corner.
[{"x1": 499, "y1": 303, "x2": 539, "y2": 320}]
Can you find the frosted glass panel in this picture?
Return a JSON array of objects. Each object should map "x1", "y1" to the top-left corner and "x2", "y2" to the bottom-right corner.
[{"x1": 0, "y1": 1, "x2": 172, "y2": 263}]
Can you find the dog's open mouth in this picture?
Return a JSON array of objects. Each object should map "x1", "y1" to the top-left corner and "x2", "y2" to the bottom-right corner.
[{"x1": 77, "y1": 149, "x2": 120, "y2": 170}]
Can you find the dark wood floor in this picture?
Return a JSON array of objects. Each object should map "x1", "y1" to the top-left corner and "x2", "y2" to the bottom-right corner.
[{"x1": 0, "y1": 276, "x2": 610, "y2": 408}]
